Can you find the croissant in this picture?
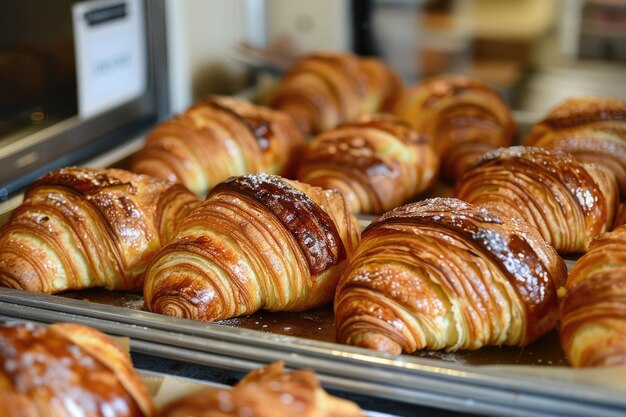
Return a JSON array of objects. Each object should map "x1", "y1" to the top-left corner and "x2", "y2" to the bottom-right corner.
[
  {"x1": 156, "y1": 361, "x2": 363, "y2": 417},
  {"x1": 454, "y1": 146, "x2": 618, "y2": 254},
  {"x1": 394, "y1": 76, "x2": 515, "y2": 180},
  {"x1": 561, "y1": 225, "x2": 626, "y2": 367},
  {"x1": 0, "y1": 322, "x2": 154, "y2": 417},
  {"x1": 524, "y1": 97, "x2": 626, "y2": 196},
  {"x1": 130, "y1": 96, "x2": 304, "y2": 197},
  {"x1": 296, "y1": 114, "x2": 439, "y2": 214},
  {"x1": 335, "y1": 198, "x2": 567, "y2": 354},
  {"x1": 269, "y1": 52, "x2": 368, "y2": 134},
  {"x1": 0, "y1": 167, "x2": 198, "y2": 293},
  {"x1": 144, "y1": 173, "x2": 360, "y2": 321}
]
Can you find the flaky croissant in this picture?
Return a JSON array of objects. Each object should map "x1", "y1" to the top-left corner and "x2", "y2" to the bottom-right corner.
[
  {"x1": 0, "y1": 322, "x2": 154, "y2": 417},
  {"x1": 0, "y1": 167, "x2": 198, "y2": 293},
  {"x1": 524, "y1": 97, "x2": 626, "y2": 196},
  {"x1": 561, "y1": 225, "x2": 626, "y2": 367},
  {"x1": 144, "y1": 173, "x2": 360, "y2": 321},
  {"x1": 130, "y1": 96, "x2": 304, "y2": 197},
  {"x1": 271, "y1": 52, "x2": 401, "y2": 135},
  {"x1": 156, "y1": 361, "x2": 363, "y2": 417},
  {"x1": 394, "y1": 76, "x2": 515, "y2": 180},
  {"x1": 454, "y1": 146, "x2": 618, "y2": 254},
  {"x1": 296, "y1": 114, "x2": 438, "y2": 214},
  {"x1": 335, "y1": 198, "x2": 567, "y2": 354}
]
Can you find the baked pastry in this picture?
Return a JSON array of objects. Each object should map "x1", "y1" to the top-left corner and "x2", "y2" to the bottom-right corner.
[
  {"x1": 270, "y1": 52, "x2": 400, "y2": 134},
  {"x1": 394, "y1": 76, "x2": 515, "y2": 180},
  {"x1": 0, "y1": 167, "x2": 198, "y2": 293},
  {"x1": 454, "y1": 146, "x2": 618, "y2": 254},
  {"x1": 296, "y1": 114, "x2": 438, "y2": 214},
  {"x1": 561, "y1": 225, "x2": 626, "y2": 367},
  {"x1": 0, "y1": 322, "x2": 154, "y2": 417},
  {"x1": 524, "y1": 97, "x2": 626, "y2": 196},
  {"x1": 335, "y1": 198, "x2": 567, "y2": 354},
  {"x1": 130, "y1": 96, "x2": 304, "y2": 197},
  {"x1": 156, "y1": 361, "x2": 363, "y2": 417},
  {"x1": 144, "y1": 173, "x2": 360, "y2": 321}
]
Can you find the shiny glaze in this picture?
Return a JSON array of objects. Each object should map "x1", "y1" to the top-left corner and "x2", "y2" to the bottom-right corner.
[
  {"x1": 561, "y1": 225, "x2": 626, "y2": 367},
  {"x1": 144, "y1": 173, "x2": 360, "y2": 321},
  {"x1": 0, "y1": 323, "x2": 149, "y2": 417},
  {"x1": 455, "y1": 146, "x2": 617, "y2": 254},
  {"x1": 336, "y1": 198, "x2": 566, "y2": 354},
  {"x1": 0, "y1": 167, "x2": 198, "y2": 293},
  {"x1": 211, "y1": 174, "x2": 345, "y2": 274}
]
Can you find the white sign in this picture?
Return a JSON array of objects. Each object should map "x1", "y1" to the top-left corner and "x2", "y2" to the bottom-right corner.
[{"x1": 73, "y1": 0, "x2": 146, "y2": 118}]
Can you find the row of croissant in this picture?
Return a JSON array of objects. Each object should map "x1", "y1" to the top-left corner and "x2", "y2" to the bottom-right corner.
[
  {"x1": 0, "y1": 322, "x2": 364, "y2": 416},
  {"x1": 0, "y1": 52, "x2": 625, "y2": 369}
]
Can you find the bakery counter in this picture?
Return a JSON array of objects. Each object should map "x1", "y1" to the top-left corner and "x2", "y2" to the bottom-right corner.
[{"x1": 0, "y1": 93, "x2": 624, "y2": 416}]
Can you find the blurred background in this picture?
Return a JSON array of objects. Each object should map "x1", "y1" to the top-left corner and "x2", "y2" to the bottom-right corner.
[{"x1": 1, "y1": 0, "x2": 625, "y2": 195}]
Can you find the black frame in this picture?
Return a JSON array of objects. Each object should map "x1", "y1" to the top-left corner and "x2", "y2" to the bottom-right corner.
[{"x1": 0, "y1": 0, "x2": 168, "y2": 199}]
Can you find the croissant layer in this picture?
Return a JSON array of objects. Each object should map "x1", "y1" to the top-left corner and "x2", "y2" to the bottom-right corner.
[
  {"x1": 144, "y1": 173, "x2": 360, "y2": 321},
  {"x1": 297, "y1": 114, "x2": 439, "y2": 214},
  {"x1": 561, "y1": 225, "x2": 626, "y2": 367},
  {"x1": 394, "y1": 76, "x2": 515, "y2": 180},
  {"x1": 455, "y1": 146, "x2": 618, "y2": 254},
  {"x1": 335, "y1": 198, "x2": 566, "y2": 354},
  {"x1": 0, "y1": 167, "x2": 198, "y2": 293},
  {"x1": 524, "y1": 97, "x2": 626, "y2": 196},
  {"x1": 131, "y1": 96, "x2": 304, "y2": 197}
]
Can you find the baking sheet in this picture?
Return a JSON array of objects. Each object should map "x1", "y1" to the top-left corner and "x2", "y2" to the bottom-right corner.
[{"x1": 1, "y1": 288, "x2": 625, "y2": 417}]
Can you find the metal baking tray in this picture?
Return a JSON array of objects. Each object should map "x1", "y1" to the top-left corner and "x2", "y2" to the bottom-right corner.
[
  {"x1": 0, "y1": 288, "x2": 624, "y2": 417},
  {"x1": 0, "y1": 109, "x2": 621, "y2": 416}
]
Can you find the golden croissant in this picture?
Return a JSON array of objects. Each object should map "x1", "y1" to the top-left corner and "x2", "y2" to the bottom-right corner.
[
  {"x1": 0, "y1": 322, "x2": 154, "y2": 417},
  {"x1": 0, "y1": 167, "x2": 198, "y2": 293},
  {"x1": 394, "y1": 76, "x2": 515, "y2": 180},
  {"x1": 524, "y1": 97, "x2": 626, "y2": 196},
  {"x1": 561, "y1": 225, "x2": 626, "y2": 367},
  {"x1": 144, "y1": 173, "x2": 360, "y2": 321},
  {"x1": 455, "y1": 146, "x2": 618, "y2": 254},
  {"x1": 156, "y1": 361, "x2": 363, "y2": 417},
  {"x1": 130, "y1": 96, "x2": 304, "y2": 197},
  {"x1": 297, "y1": 114, "x2": 438, "y2": 214},
  {"x1": 335, "y1": 198, "x2": 567, "y2": 354},
  {"x1": 270, "y1": 52, "x2": 400, "y2": 134}
]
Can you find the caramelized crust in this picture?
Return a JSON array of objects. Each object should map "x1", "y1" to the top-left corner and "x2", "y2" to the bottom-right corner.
[
  {"x1": 0, "y1": 167, "x2": 198, "y2": 293},
  {"x1": 131, "y1": 96, "x2": 304, "y2": 197},
  {"x1": 156, "y1": 362, "x2": 363, "y2": 417},
  {"x1": 0, "y1": 322, "x2": 154, "y2": 417},
  {"x1": 297, "y1": 114, "x2": 439, "y2": 214},
  {"x1": 524, "y1": 98, "x2": 626, "y2": 196},
  {"x1": 455, "y1": 146, "x2": 618, "y2": 254},
  {"x1": 394, "y1": 76, "x2": 515, "y2": 181},
  {"x1": 270, "y1": 52, "x2": 400, "y2": 134},
  {"x1": 335, "y1": 198, "x2": 566, "y2": 354},
  {"x1": 144, "y1": 173, "x2": 360, "y2": 321},
  {"x1": 561, "y1": 225, "x2": 626, "y2": 367}
]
